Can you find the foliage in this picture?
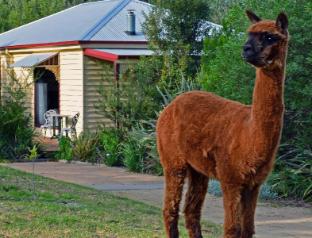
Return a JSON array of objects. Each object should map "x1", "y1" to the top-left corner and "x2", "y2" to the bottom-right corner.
[
  {"x1": 72, "y1": 133, "x2": 98, "y2": 163},
  {"x1": 207, "y1": 0, "x2": 241, "y2": 24},
  {"x1": 0, "y1": 0, "x2": 95, "y2": 33},
  {"x1": 128, "y1": 56, "x2": 164, "y2": 115},
  {"x1": 143, "y1": 0, "x2": 211, "y2": 55},
  {"x1": 199, "y1": 0, "x2": 312, "y2": 201},
  {"x1": 157, "y1": 76, "x2": 202, "y2": 108},
  {"x1": 0, "y1": 70, "x2": 35, "y2": 160},
  {"x1": 96, "y1": 59, "x2": 162, "y2": 132},
  {"x1": 269, "y1": 144, "x2": 312, "y2": 202},
  {"x1": 27, "y1": 145, "x2": 39, "y2": 161},
  {"x1": 143, "y1": 0, "x2": 213, "y2": 82},
  {"x1": 122, "y1": 135, "x2": 145, "y2": 173},
  {"x1": 98, "y1": 128, "x2": 122, "y2": 166},
  {"x1": 199, "y1": 33, "x2": 254, "y2": 104},
  {"x1": 120, "y1": 78, "x2": 201, "y2": 175},
  {"x1": 118, "y1": 76, "x2": 201, "y2": 174},
  {"x1": 137, "y1": 124, "x2": 163, "y2": 175},
  {"x1": 259, "y1": 184, "x2": 279, "y2": 200},
  {"x1": 26, "y1": 145, "x2": 39, "y2": 199},
  {"x1": 122, "y1": 121, "x2": 163, "y2": 175},
  {"x1": 56, "y1": 137, "x2": 73, "y2": 162},
  {"x1": 95, "y1": 59, "x2": 164, "y2": 173}
]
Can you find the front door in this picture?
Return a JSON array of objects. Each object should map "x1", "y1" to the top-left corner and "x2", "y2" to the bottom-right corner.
[{"x1": 34, "y1": 68, "x2": 59, "y2": 127}]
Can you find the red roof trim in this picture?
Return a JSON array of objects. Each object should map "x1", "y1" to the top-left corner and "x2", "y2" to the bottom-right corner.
[
  {"x1": 6, "y1": 41, "x2": 81, "y2": 49},
  {"x1": 2, "y1": 40, "x2": 147, "y2": 50},
  {"x1": 84, "y1": 49, "x2": 118, "y2": 62}
]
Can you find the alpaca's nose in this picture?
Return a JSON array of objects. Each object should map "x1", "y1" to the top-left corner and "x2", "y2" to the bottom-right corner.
[
  {"x1": 243, "y1": 44, "x2": 253, "y2": 54},
  {"x1": 243, "y1": 43, "x2": 255, "y2": 59}
]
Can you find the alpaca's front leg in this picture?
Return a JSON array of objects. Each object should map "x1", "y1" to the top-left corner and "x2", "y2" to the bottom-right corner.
[
  {"x1": 163, "y1": 167, "x2": 187, "y2": 238},
  {"x1": 240, "y1": 185, "x2": 260, "y2": 238},
  {"x1": 184, "y1": 166, "x2": 209, "y2": 238},
  {"x1": 221, "y1": 183, "x2": 242, "y2": 238}
]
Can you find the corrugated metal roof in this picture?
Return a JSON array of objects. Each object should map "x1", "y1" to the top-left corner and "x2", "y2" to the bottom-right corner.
[
  {"x1": 0, "y1": 0, "x2": 221, "y2": 48},
  {"x1": 0, "y1": 0, "x2": 152, "y2": 48},
  {"x1": 94, "y1": 48, "x2": 154, "y2": 56},
  {"x1": 9, "y1": 53, "x2": 57, "y2": 67},
  {"x1": 90, "y1": 0, "x2": 150, "y2": 41},
  {"x1": 82, "y1": 0, "x2": 133, "y2": 40}
]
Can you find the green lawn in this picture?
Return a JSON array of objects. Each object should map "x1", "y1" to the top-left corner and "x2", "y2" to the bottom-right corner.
[{"x1": 0, "y1": 166, "x2": 221, "y2": 238}]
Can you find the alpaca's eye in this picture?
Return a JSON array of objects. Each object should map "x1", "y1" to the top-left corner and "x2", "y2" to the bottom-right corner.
[{"x1": 264, "y1": 34, "x2": 278, "y2": 43}]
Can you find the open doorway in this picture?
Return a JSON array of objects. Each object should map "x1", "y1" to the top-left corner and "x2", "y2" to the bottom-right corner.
[{"x1": 34, "y1": 68, "x2": 59, "y2": 127}]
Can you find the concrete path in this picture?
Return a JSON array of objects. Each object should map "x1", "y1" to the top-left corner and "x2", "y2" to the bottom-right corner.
[{"x1": 4, "y1": 162, "x2": 312, "y2": 238}]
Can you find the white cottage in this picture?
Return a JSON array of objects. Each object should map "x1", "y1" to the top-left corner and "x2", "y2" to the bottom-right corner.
[{"x1": 0, "y1": 0, "x2": 153, "y2": 134}]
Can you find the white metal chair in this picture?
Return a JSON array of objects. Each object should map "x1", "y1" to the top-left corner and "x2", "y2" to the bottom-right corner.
[
  {"x1": 60, "y1": 112, "x2": 80, "y2": 138},
  {"x1": 40, "y1": 109, "x2": 57, "y2": 137}
]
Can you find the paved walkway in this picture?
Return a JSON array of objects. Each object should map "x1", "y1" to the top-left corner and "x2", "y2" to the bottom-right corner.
[{"x1": 5, "y1": 162, "x2": 312, "y2": 238}]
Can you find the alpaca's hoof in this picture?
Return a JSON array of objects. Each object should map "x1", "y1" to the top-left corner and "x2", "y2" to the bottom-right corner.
[
  {"x1": 240, "y1": 230, "x2": 255, "y2": 238},
  {"x1": 223, "y1": 227, "x2": 241, "y2": 238}
]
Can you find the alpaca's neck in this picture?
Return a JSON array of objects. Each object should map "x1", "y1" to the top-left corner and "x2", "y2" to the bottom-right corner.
[
  {"x1": 250, "y1": 61, "x2": 286, "y2": 157},
  {"x1": 251, "y1": 67, "x2": 285, "y2": 124}
]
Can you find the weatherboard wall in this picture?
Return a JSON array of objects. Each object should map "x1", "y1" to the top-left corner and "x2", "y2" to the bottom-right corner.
[
  {"x1": 83, "y1": 56, "x2": 115, "y2": 132},
  {"x1": 59, "y1": 50, "x2": 84, "y2": 135}
]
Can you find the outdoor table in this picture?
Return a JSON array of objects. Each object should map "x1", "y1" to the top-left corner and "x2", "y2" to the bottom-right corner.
[{"x1": 51, "y1": 114, "x2": 70, "y2": 138}]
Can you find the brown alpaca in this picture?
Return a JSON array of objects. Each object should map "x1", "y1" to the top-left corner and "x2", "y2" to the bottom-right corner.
[{"x1": 156, "y1": 10, "x2": 289, "y2": 238}]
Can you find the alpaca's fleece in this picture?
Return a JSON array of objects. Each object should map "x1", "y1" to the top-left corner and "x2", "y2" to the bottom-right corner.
[{"x1": 157, "y1": 11, "x2": 289, "y2": 238}]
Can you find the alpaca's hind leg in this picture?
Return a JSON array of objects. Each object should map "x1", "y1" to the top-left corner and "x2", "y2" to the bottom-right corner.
[
  {"x1": 221, "y1": 183, "x2": 242, "y2": 238},
  {"x1": 240, "y1": 185, "x2": 260, "y2": 238},
  {"x1": 183, "y1": 166, "x2": 208, "y2": 238},
  {"x1": 163, "y1": 167, "x2": 187, "y2": 238}
]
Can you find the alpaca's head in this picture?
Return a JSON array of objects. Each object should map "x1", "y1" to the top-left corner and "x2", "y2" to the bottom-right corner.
[{"x1": 242, "y1": 10, "x2": 289, "y2": 68}]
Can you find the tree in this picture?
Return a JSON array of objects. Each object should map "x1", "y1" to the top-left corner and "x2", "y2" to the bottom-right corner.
[
  {"x1": 143, "y1": 0, "x2": 212, "y2": 78},
  {"x1": 207, "y1": 0, "x2": 241, "y2": 24},
  {"x1": 0, "y1": 0, "x2": 94, "y2": 33}
]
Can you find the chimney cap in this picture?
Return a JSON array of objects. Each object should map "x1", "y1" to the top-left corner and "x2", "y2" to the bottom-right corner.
[{"x1": 126, "y1": 9, "x2": 136, "y2": 35}]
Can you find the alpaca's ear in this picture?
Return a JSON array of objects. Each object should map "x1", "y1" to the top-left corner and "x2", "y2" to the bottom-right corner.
[
  {"x1": 246, "y1": 10, "x2": 261, "y2": 23},
  {"x1": 276, "y1": 12, "x2": 288, "y2": 32}
]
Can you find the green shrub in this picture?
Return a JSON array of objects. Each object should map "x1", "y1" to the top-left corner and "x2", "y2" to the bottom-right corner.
[
  {"x1": 122, "y1": 122, "x2": 163, "y2": 175},
  {"x1": 56, "y1": 137, "x2": 73, "y2": 162},
  {"x1": 122, "y1": 136, "x2": 145, "y2": 173},
  {"x1": 269, "y1": 144, "x2": 312, "y2": 202},
  {"x1": 96, "y1": 58, "x2": 163, "y2": 133},
  {"x1": 0, "y1": 71, "x2": 35, "y2": 160},
  {"x1": 142, "y1": 134, "x2": 163, "y2": 176},
  {"x1": 72, "y1": 133, "x2": 98, "y2": 163},
  {"x1": 98, "y1": 128, "x2": 121, "y2": 166}
]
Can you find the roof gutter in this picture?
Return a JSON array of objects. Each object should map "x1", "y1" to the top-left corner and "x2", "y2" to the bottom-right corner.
[
  {"x1": 1, "y1": 40, "x2": 81, "y2": 50},
  {"x1": 0, "y1": 40, "x2": 148, "y2": 50}
]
